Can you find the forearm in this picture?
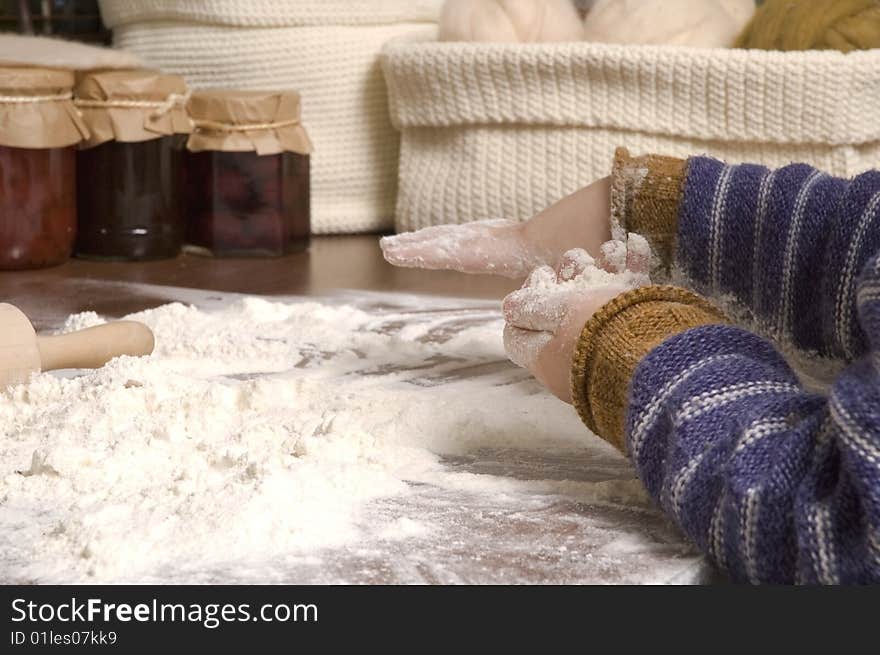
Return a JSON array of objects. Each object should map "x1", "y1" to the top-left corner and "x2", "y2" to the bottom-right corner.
[{"x1": 523, "y1": 176, "x2": 613, "y2": 265}]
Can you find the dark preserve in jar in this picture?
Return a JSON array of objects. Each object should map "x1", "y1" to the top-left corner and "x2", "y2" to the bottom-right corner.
[
  {"x1": 0, "y1": 67, "x2": 86, "y2": 270},
  {"x1": 186, "y1": 149, "x2": 309, "y2": 256},
  {"x1": 184, "y1": 89, "x2": 312, "y2": 257},
  {"x1": 76, "y1": 135, "x2": 185, "y2": 260},
  {"x1": 73, "y1": 70, "x2": 192, "y2": 261}
]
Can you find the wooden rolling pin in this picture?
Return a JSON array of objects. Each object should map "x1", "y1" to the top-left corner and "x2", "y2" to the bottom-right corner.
[{"x1": 0, "y1": 303, "x2": 155, "y2": 389}]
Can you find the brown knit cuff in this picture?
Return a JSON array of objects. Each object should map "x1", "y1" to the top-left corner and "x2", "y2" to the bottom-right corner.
[
  {"x1": 570, "y1": 285, "x2": 728, "y2": 453},
  {"x1": 610, "y1": 148, "x2": 687, "y2": 271}
]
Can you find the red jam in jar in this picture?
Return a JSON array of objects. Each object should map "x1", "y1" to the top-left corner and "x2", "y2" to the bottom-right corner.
[
  {"x1": 0, "y1": 67, "x2": 85, "y2": 270},
  {"x1": 72, "y1": 70, "x2": 192, "y2": 261},
  {"x1": 0, "y1": 146, "x2": 77, "y2": 270},
  {"x1": 184, "y1": 89, "x2": 312, "y2": 257}
]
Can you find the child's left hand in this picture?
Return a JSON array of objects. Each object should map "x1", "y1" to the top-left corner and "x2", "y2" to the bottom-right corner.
[
  {"x1": 381, "y1": 177, "x2": 613, "y2": 279},
  {"x1": 502, "y1": 236, "x2": 650, "y2": 403}
]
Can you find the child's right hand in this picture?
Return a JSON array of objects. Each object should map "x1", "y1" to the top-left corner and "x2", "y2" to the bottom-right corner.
[
  {"x1": 501, "y1": 237, "x2": 651, "y2": 403},
  {"x1": 380, "y1": 177, "x2": 613, "y2": 280}
]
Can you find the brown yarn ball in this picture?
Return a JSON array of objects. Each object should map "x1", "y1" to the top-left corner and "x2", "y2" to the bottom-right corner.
[{"x1": 736, "y1": 0, "x2": 880, "y2": 52}]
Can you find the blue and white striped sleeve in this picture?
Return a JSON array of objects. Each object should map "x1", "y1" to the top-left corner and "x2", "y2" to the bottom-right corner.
[
  {"x1": 677, "y1": 159, "x2": 880, "y2": 360},
  {"x1": 625, "y1": 253, "x2": 880, "y2": 584}
]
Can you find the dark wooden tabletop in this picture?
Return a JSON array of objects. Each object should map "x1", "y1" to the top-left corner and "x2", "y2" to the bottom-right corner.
[{"x1": 0, "y1": 235, "x2": 520, "y2": 330}]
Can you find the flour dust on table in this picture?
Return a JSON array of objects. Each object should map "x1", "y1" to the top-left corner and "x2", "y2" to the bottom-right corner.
[{"x1": 0, "y1": 294, "x2": 705, "y2": 584}]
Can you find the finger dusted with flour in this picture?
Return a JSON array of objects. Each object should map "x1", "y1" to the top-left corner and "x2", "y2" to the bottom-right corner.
[
  {"x1": 380, "y1": 219, "x2": 546, "y2": 279},
  {"x1": 503, "y1": 265, "x2": 568, "y2": 331},
  {"x1": 599, "y1": 233, "x2": 652, "y2": 276},
  {"x1": 556, "y1": 248, "x2": 595, "y2": 282}
]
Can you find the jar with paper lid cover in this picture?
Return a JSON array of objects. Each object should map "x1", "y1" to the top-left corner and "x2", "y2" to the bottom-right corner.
[
  {"x1": 0, "y1": 66, "x2": 88, "y2": 270},
  {"x1": 184, "y1": 89, "x2": 312, "y2": 257},
  {"x1": 73, "y1": 69, "x2": 192, "y2": 260}
]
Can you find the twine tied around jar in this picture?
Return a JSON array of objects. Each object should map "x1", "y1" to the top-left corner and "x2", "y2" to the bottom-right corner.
[
  {"x1": 186, "y1": 90, "x2": 312, "y2": 156},
  {"x1": 0, "y1": 91, "x2": 74, "y2": 103},
  {"x1": 0, "y1": 67, "x2": 89, "y2": 148},
  {"x1": 74, "y1": 90, "x2": 192, "y2": 120},
  {"x1": 74, "y1": 71, "x2": 194, "y2": 149},
  {"x1": 192, "y1": 117, "x2": 302, "y2": 133}
]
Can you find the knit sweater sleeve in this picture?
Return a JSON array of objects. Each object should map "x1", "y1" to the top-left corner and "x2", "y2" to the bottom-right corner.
[
  {"x1": 570, "y1": 285, "x2": 728, "y2": 451},
  {"x1": 612, "y1": 148, "x2": 880, "y2": 359},
  {"x1": 621, "y1": 253, "x2": 880, "y2": 584}
]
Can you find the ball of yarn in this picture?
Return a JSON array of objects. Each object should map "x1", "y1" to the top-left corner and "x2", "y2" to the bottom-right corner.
[
  {"x1": 736, "y1": 0, "x2": 880, "y2": 52},
  {"x1": 582, "y1": 0, "x2": 755, "y2": 48},
  {"x1": 438, "y1": 0, "x2": 585, "y2": 43}
]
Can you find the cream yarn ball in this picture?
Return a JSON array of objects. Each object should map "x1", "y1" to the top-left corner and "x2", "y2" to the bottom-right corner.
[
  {"x1": 582, "y1": 0, "x2": 756, "y2": 48},
  {"x1": 439, "y1": 0, "x2": 585, "y2": 42}
]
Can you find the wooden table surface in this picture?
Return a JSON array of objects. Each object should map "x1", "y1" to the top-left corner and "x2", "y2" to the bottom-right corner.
[{"x1": 0, "y1": 236, "x2": 520, "y2": 330}]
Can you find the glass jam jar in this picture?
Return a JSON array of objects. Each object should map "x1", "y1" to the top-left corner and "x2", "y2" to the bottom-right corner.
[
  {"x1": 184, "y1": 89, "x2": 312, "y2": 257},
  {"x1": 0, "y1": 67, "x2": 87, "y2": 270},
  {"x1": 73, "y1": 70, "x2": 192, "y2": 261}
]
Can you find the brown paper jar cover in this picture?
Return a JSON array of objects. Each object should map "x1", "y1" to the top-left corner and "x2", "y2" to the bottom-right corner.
[
  {"x1": 74, "y1": 69, "x2": 192, "y2": 149},
  {"x1": 186, "y1": 89, "x2": 313, "y2": 157},
  {"x1": 0, "y1": 66, "x2": 88, "y2": 149}
]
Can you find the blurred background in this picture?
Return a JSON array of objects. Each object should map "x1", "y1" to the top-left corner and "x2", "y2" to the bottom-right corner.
[{"x1": 1, "y1": 0, "x2": 109, "y2": 44}]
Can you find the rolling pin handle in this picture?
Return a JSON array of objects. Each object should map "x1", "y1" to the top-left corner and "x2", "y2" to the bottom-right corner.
[{"x1": 36, "y1": 321, "x2": 155, "y2": 372}]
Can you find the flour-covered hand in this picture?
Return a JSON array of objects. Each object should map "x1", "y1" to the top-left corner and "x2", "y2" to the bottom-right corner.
[
  {"x1": 380, "y1": 177, "x2": 613, "y2": 279},
  {"x1": 502, "y1": 235, "x2": 651, "y2": 403}
]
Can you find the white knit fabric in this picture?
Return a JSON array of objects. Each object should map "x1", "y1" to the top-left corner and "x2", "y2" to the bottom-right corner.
[
  {"x1": 382, "y1": 36, "x2": 880, "y2": 232},
  {"x1": 100, "y1": 2, "x2": 442, "y2": 234},
  {"x1": 99, "y1": 1, "x2": 443, "y2": 28}
]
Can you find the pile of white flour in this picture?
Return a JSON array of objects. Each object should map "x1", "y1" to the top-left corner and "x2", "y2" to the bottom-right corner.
[{"x1": 0, "y1": 295, "x2": 683, "y2": 584}]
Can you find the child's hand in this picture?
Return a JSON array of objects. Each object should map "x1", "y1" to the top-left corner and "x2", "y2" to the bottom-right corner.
[
  {"x1": 380, "y1": 177, "x2": 613, "y2": 279},
  {"x1": 502, "y1": 235, "x2": 650, "y2": 403}
]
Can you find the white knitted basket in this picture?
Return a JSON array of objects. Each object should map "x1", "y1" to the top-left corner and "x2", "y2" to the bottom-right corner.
[
  {"x1": 383, "y1": 35, "x2": 880, "y2": 232},
  {"x1": 98, "y1": 1, "x2": 442, "y2": 234}
]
